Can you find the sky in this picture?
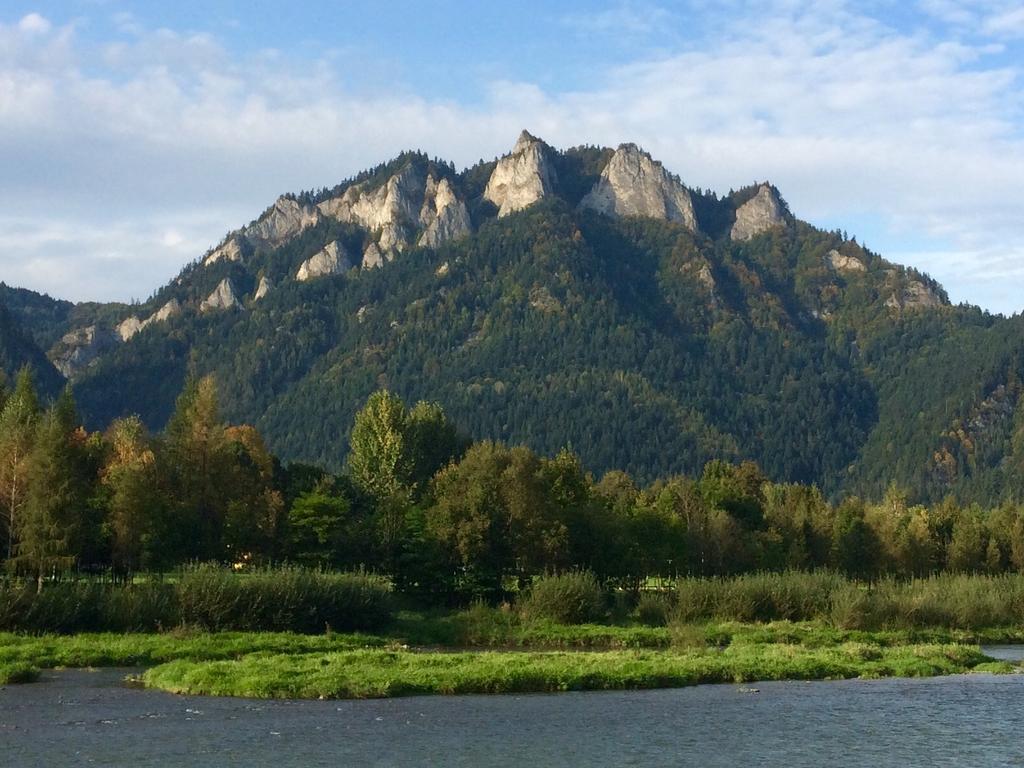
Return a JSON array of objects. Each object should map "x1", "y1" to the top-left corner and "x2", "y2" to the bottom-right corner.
[{"x1": 0, "y1": 1, "x2": 1022, "y2": 314}]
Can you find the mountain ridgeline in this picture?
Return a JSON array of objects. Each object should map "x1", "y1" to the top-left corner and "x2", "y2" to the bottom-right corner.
[{"x1": 2, "y1": 131, "x2": 1022, "y2": 503}]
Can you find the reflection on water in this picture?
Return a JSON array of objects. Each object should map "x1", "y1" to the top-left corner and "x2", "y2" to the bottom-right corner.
[{"x1": 3, "y1": 668, "x2": 1024, "y2": 767}]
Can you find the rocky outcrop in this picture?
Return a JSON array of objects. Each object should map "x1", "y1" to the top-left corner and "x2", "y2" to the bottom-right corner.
[
  {"x1": 253, "y1": 276, "x2": 273, "y2": 301},
  {"x1": 203, "y1": 236, "x2": 247, "y2": 267},
  {"x1": 731, "y1": 184, "x2": 787, "y2": 241},
  {"x1": 51, "y1": 325, "x2": 121, "y2": 378},
  {"x1": 152, "y1": 299, "x2": 181, "y2": 324},
  {"x1": 362, "y1": 242, "x2": 385, "y2": 269},
  {"x1": 580, "y1": 144, "x2": 698, "y2": 230},
  {"x1": 296, "y1": 241, "x2": 353, "y2": 282},
  {"x1": 244, "y1": 197, "x2": 322, "y2": 248},
  {"x1": 419, "y1": 176, "x2": 471, "y2": 247},
  {"x1": 825, "y1": 249, "x2": 867, "y2": 273},
  {"x1": 484, "y1": 130, "x2": 556, "y2": 217},
  {"x1": 318, "y1": 165, "x2": 471, "y2": 262},
  {"x1": 886, "y1": 280, "x2": 943, "y2": 312},
  {"x1": 117, "y1": 298, "x2": 182, "y2": 341},
  {"x1": 200, "y1": 278, "x2": 242, "y2": 313},
  {"x1": 117, "y1": 316, "x2": 144, "y2": 341}
]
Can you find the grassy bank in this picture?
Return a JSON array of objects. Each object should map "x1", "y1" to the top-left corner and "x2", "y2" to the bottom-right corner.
[
  {"x1": 0, "y1": 661, "x2": 40, "y2": 685},
  {"x1": 141, "y1": 643, "x2": 1007, "y2": 699},
  {"x1": 2, "y1": 619, "x2": 1020, "y2": 697},
  {"x1": 0, "y1": 630, "x2": 388, "y2": 669}
]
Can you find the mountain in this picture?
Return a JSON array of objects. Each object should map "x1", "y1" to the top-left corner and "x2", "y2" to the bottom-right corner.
[
  {"x1": 8, "y1": 132, "x2": 1023, "y2": 503},
  {"x1": 0, "y1": 296, "x2": 64, "y2": 396}
]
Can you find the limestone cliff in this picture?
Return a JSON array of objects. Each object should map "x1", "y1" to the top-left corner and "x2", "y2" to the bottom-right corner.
[
  {"x1": 825, "y1": 249, "x2": 867, "y2": 273},
  {"x1": 318, "y1": 165, "x2": 471, "y2": 260},
  {"x1": 51, "y1": 325, "x2": 120, "y2": 378},
  {"x1": 244, "y1": 197, "x2": 322, "y2": 247},
  {"x1": 254, "y1": 276, "x2": 273, "y2": 301},
  {"x1": 200, "y1": 278, "x2": 242, "y2": 313},
  {"x1": 886, "y1": 280, "x2": 943, "y2": 312},
  {"x1": 580, "y1": 144, "x2": 698, "y2": 230},
  {"x1": 118, "y1": 298, "x2": 181, "y2": 341},
  {"x1": 731, "y1": 184, "x2": 788, "y2": 241},
  {"x1": 203, "y1": 236, "x2": 247, "y2": 267},
  {"x1": 296, "y1": 241, "x2": 353, "y2": 282},
  {"x1": 419, "y1": 176, "x2": 471, "y2": 247},
  {"x1": 483, "y1": 130, "x2": 556, "y2": 217}
]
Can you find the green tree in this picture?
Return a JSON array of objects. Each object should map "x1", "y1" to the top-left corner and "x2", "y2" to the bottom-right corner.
[
  {"x1": 161, "y1": 375, "x2": 232, "y2": 560},
  {"x1": 347, "y1": 391, "x2": 412, "y2": 500},
  {"x1": 946, "y1": 508, "x2": 986, "y2": 572},
  {"x1": 286, "y1": 487, "x2": 352, "y2": 567},
  {"x1": 831, "y1": 499, "x2": 879, "y2": 578},
  {"x1": 101, "y1": 416, "x2": 162, "y2": 575},
  {"x1": 13, "y1": 389, "x2": 86, "y2": 590},
  {"x1": 427, "y1": 441, "x2": 568, "y2": 597},
  {"x1": 0, "y1": 367, "x2": 39, "y2": 563}
]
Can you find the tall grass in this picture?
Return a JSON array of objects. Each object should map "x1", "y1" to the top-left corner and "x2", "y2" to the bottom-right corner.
[
  {"x1": 0, "y1": 567, "x2": 393, "y2": 634},
  {"x1": 668, "y1": 571, "x2": 1024, "y2": 630},
  {"x1": 177, "y1": 566, "x2": 392, "y2": 632}
]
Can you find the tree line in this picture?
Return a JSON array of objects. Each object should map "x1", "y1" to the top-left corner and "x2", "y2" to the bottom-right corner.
[{"x1": 2, "y1": 367, "x2": 1023, "y2": 599}]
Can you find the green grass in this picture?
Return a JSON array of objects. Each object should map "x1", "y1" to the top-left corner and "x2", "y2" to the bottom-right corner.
[
  {"x1": 0, "y1": 661, "x2": 40, "y2": 685},
  {"x1": 0, "y1": 630, "x2": 389, "y2": 669},
  {"x1": 4, "y1": 614, "x2": 1022, "y2": 699},
  {"x1": 141, "y1": 643, "x2": 1001, "y2": 699}
]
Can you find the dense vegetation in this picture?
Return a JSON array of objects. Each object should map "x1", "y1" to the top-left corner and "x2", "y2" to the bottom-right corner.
[{"x1": 2, "y1": 368, "x2": 1024, "y2": 608}]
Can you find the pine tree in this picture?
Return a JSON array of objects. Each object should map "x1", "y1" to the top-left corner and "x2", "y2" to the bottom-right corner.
[
  {"x1": 162, "y1": 375, "x2": 231, "y2": 560},
  {"x1": 14, "y1": 389, "x2": 84, "y2": 591}
]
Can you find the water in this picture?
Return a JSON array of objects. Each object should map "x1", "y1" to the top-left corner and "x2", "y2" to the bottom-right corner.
[
  {"x1": 980, "y1": 644, "x2": 1024, "y2": 662},
  {"x1": 3, "y1": 667, "x2": 1024, "y2": 767}
]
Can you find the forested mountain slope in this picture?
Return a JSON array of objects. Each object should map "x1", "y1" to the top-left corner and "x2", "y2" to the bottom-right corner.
[
  {"x1": 8, "y1": 132, "x2": 1021, "y2": 502},
  {"x1": 0, "y1": 299, "x2": 64, "y2": 396}
]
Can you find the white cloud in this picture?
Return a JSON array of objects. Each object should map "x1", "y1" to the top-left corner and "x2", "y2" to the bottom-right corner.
[
  {"x1": 984, "y1": 7, "x2": 1024, "y2": 38},
  {"x1": 0, "y1": 4, "x2": 1021, "y2": 314},
  {"x1": 17, "y1": 13, "x2": 50, "y2": 35},
  {"x1": 561, "y1": 2, "x2": 676, "y2": 37}
]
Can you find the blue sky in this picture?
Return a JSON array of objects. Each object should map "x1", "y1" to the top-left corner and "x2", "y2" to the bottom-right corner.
[{"x1": 1, "y1": 1, "x2": 1022, "y2": 313}]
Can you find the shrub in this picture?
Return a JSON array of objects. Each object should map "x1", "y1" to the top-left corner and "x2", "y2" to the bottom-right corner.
[
  {"x1": 636, "y1": 592, "x2": 674, "y2": 626},
  {"x1": 519, "y1": 571, "x2": 606, "y2": 625}
]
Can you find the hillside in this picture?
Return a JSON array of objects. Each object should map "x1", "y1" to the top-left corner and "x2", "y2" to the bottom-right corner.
[
  {"x1": 7, "y1": 132, "x2": 1022, "y2": 502},
  {"x1": 0, "y1": 297, "x2": 64, "y2": 396}
]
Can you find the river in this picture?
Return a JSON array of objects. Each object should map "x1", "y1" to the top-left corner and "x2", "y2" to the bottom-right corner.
[{"x1": 3, "y1": 661, "x2": 1023, "y2": 767}]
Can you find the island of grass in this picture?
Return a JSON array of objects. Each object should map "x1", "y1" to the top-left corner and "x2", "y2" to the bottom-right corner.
[{"x1": 2, "y1": 570, "x2": 1023, "y2": 699}]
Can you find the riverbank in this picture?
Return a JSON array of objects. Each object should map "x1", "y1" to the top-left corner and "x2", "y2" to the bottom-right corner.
[{"x1": 2, "y1": 619, "x2": 1021, "y2": 699}]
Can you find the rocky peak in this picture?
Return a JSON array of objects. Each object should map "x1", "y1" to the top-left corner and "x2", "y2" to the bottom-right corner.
[
  {"x1": 580, "y1": 143, "x2": 698, "y2": 230},
  {"x1": 244, "y1": 196, "x2": 322, "y2": 248},
  {"x1": 200, "y1": 278, "x2": 242, "y2": 313},
  {"x1": 296, "y1": 240, "x2": 353, "y2": 282},
  {"x1": 483, "y1": 130, "x2": 557, "y2": 217},
  {"x1": 419, "y1": 175, "x2": 471, "y2": 248},
  {"x1": 318, "y1": 163, "x2": 471, "y2": 260},
  {"x1": 730, "y1": 184, "x2": 788, "y2": 241}
]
